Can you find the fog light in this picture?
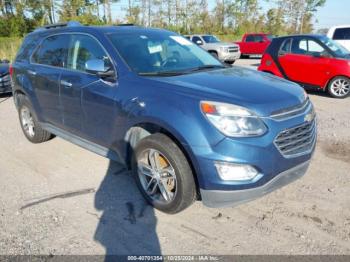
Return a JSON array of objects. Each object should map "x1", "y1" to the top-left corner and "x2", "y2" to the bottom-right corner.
[{"x1": 215, "y1": 162, "x2": 260, "y2": 182}]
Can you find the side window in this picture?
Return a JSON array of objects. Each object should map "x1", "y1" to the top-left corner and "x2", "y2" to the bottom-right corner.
[
  {"x1": 192, "y1": 36, "x2": 202, "y2": 44},
  {"x1": 255, "y1": 35, "x2": 264, "y2": 42},
  {"x1": 16, "y1": 35, "x2": 39, "y2": 62},
  {"x1": 32, "y1": 35, "x2": 69, "y2": 67},
  {"x1": 308, "y1": 40, "x2": 324, "y2": 53},
  {"x1": 279, "y1": 39, "x2": 292, "y2": 54},
  {"x1": 67, "y1": 34, "x2": 112, "y2": 73},
  {"x1": 291, "y1": 38, "x2": 325, "y2": 55},
  {"x1": 333, "y1": 28, "x2": 350, "y2": 40},
  {"x1": 245, "y1": 35, "x2": 255, "y2": 42}
]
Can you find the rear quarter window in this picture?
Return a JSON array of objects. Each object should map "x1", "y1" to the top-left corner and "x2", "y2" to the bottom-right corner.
[
  {"x1": 31, "y1": 34, "x2": 70, "y2": 67},
  {"x1": 333, "y1": 28, "x2": 350, "y2": 40},
  {"x1": 15, "y1": 35, "x2": 40, "y2": 63}
]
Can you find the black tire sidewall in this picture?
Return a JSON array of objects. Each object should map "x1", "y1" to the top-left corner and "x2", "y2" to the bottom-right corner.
[{"x1": 17, "y1": 95, "x2": 49, "y2": 143}]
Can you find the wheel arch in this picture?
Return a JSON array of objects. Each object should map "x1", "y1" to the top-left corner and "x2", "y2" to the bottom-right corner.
[
  {"x1": 324, "y1": 75, "x2": 350, "y2": 90},
  {"x1": 124, "y1": 122, "x2": 202, "y2": 199}
]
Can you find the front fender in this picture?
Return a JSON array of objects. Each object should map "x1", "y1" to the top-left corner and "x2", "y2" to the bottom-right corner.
[{"x1": 128, "y1": 96, "x2": 224, "y2": 148}]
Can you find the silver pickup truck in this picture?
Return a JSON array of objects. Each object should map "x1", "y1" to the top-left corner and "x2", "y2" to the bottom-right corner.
[{"x1": 185, "y1": 35, "x2": 241, "y2": 64}]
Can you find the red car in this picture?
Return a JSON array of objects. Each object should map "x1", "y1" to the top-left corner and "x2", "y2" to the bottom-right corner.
[
  {"x1": 235, "y1": 33, "x2": 273, "y2": 57},
  {"x1": 259, "y1": 35, "x2": 350, "y2": 98}
]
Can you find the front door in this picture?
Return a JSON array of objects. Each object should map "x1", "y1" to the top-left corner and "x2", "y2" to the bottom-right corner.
[
  {"x1": 61, "y1": 33, "x2": 117, "y2": 144},
  {"x1": 279, "y1": 37, "x2": 332, "y2": 87}
]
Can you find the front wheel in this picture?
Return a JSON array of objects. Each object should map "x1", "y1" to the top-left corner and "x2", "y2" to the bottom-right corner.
[
  {"x1": 209, "y1": 51, "x2": 219, "y2": 59},
  {"x1": 328, "y1": 76, "x2": 350, "y2": 98},
  {"x1": 132, "y1": 133, "x2": 197, "y2": 214}
]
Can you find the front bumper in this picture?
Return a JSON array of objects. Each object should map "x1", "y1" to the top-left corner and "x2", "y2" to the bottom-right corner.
[
  {"x1": 219, "y1": 51, "x2": 241, "y2": 62},
  {"x1": 201, "y1": 160, "x2": 310, "y2": 208}
]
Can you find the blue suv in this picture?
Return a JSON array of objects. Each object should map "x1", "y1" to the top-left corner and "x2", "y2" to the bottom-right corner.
[{"x1": 12, "y1": 22, "x2": 317, "y2": 213}]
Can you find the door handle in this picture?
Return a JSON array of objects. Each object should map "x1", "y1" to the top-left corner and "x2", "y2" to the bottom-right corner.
[
  {"x1": 27, "y1": 70, "x2": 36, "y2": 76},
  {"x1": 60, "y1": 80, "x2": 72, "y2": 88}
]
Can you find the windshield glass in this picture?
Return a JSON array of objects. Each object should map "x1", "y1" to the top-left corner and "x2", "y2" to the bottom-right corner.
[
  {"x1": 202, "y1": 35, "x2": 220, "y2": 43},
  {"x1": 319, "y1": 35, "x2": 350, "y2": 57},
  {"x1": 108, "y1": 32, "x2": 223, "y2": 75}
]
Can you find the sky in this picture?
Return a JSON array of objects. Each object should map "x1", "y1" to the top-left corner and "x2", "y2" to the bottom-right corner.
[{"x1": 110, "y1": 0, "x2": 350, "y2": 31}]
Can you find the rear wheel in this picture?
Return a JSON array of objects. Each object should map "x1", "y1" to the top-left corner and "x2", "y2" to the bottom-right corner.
[
  {"x1": 132, "y1": 133, "x2": 197, "y2": 214},
  {"x1": 18, "y1": 95, "x2": 53, "y2": 143},
  {"x1": 328, "y1": 76, "x2": 350, "y2": 98}
]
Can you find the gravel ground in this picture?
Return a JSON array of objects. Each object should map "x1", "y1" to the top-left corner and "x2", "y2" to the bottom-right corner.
[{"x1": 0, "y1": 59, "x2": 349, "y2": 255}]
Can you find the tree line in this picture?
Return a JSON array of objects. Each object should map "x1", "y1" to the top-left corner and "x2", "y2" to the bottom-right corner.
[{"x1": 0, "y1": 0, "x2": 326, "y2": 37}]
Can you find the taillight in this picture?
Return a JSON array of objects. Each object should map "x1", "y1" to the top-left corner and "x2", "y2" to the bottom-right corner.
[{"x1": 9, "y1": 64, "x2": 13, "y2": 77}]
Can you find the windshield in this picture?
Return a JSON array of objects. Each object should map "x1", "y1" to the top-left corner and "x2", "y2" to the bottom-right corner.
[
  {"x1": 108, "y1": 32, "x2": 223, "y2": 75},
  {"x1": 202, "y1": 35, "x2": 220, "y2": 43},
  {"x1": 318, "y1": 35, "x2": 350, "y2": 57}
]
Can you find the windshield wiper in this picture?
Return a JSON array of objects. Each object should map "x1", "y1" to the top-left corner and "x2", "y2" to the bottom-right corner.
[
  {"x1": 138, "y1": 65, "x2": 226, "y2": 77},
  {"x1": 185, "y1": 64, "x2": 226, "y2": 73},
  {"x1": 138, "y1": 71, "x2": 187, "y2": 76}
]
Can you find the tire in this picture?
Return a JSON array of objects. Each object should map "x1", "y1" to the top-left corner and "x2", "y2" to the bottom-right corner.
[
  {"x1": 209, "y1": 51, "x2": 219, "y2": 59},
  {"x1": 226, "y1": 60, "x2": 235, "y2": 65},
  {"x1": 132, "y1": 133, "x2": 197, "y2": 214},
  {"x1": 327, "y1": 76, "x2": 350, "y2": 98},
  {"x1": 17, "y1": 94, "x2": 53, "y2": 143}
]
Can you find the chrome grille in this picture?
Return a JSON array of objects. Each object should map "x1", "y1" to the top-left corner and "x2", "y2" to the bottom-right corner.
[
  {"x1": 274, "y1": 119, "x2": 316, "y2": 158},
  {"x1": 271, "y1": 99, "x2": 311, "y2": 120},
  {"x1": 228, "y1": 47, "x2": 239, "y2": 53}
]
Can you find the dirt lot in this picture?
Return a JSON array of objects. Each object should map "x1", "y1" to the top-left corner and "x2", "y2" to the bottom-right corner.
[{"x1": 0, "y1": 59, "x2": 349, "y2": 255}]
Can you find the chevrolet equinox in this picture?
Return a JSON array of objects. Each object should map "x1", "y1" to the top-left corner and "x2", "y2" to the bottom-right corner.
[{"x1": 11, "y1": 22, "x2": 317, "y2": 213}]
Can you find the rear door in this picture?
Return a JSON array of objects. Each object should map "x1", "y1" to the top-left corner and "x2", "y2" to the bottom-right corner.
[
  {"x1": 30, "y1": 34, "x2": 69, "y2": 126},
  {"x1": 278, "y1": 37, "x2": 332, "y2": 87}
]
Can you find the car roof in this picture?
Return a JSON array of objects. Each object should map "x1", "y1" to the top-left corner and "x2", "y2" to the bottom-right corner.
[
  {"x1": 328, "y1": 25, "x2": 350, "y2": 30},
  {"x1": 273, "y1": 34, "x2": 325, "y2": 40},
  {"x1": 28, "y1": 22, "x2": 170, "y2": 38}
]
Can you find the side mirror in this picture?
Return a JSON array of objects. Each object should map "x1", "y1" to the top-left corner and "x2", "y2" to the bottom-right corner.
[
  {"x1": 85, "y1": 59, "x2": 116, "y2": 80},
  {"x1": 196, "y1": 40, "x2": 203, "y2": 45},
  {"x1": 85, "y1": 59, "x2": 107, "y2": 74}
]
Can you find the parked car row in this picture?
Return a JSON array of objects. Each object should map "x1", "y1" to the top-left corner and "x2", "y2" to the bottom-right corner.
[{"x1": 11, "y1": 22, "x2": 317, "y2": 213}]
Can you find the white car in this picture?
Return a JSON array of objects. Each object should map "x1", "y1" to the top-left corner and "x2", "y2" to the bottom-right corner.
[
  {"x1": 185, "y1": 35, "x2": 241, "y2": 64},
  {"x1": 327, "y1": 25, "x2": 350, "y2": 51}
]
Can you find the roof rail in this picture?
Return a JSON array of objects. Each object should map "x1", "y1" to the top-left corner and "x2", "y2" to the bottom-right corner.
[
  {"x1": 34, "y1": 21, "x2": 82, "y2": 32},
  {"x1": 117, "y1": 23, "x2": 135, "y2": 26}
]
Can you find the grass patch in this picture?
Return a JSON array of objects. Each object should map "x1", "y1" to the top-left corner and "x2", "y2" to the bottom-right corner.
[{"x1": 0, "y1": 37, "x2": 23, "y2": 62}]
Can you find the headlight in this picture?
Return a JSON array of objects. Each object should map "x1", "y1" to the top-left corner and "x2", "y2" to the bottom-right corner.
[{"x1": 200, "y1": 101, "x2": 267, "y2": 137}]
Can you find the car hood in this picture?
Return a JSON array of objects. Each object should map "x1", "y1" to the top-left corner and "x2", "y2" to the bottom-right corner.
[
  {"x1": 0, "y1": 64, "x2": 9, "y2": 76},
  {"x1": 149, "y1": 66, "x2": 306, "y2": 117}
]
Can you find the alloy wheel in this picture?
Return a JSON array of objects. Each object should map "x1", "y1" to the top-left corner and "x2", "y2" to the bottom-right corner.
[
  {"x1": 137, "y1": 149, "x2": 177, "y2": 204},
  {"x1": 21, "y1": 106, "x2": 35, "y2": 137},
  {"x1": 330, "y1": 78, "x2": 350, "y2": 97}
]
